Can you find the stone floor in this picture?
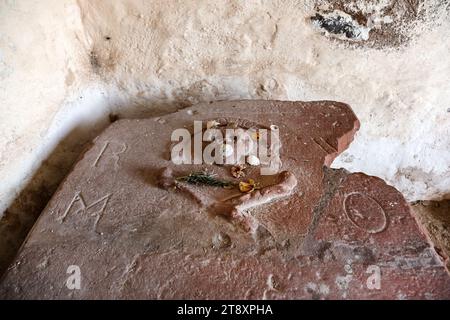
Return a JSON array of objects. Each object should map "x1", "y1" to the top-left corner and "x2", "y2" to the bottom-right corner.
[{"x1": 0, "y1": 100, "x2": 449, "y2": 299}]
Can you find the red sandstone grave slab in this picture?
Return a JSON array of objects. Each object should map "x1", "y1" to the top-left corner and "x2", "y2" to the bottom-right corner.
[{"x1": 0, "y1": 100, "x2": 448, "y2": 299}]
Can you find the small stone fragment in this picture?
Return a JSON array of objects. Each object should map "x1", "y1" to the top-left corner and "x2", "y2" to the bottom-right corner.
[{"x1": 212, "y1": 232, "x2": 231, "y2": 249}]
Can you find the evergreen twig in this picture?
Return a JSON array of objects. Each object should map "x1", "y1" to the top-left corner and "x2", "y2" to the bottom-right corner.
[{"x1": 176, "y1": 172, "x2": 236, "y2": 189}]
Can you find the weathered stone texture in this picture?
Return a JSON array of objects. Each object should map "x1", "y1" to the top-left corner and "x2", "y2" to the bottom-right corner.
[{"x1": 1, "y1": 101, "x2": 448, "y2": 299}]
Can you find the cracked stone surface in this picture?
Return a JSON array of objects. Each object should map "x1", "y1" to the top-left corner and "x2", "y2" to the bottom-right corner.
[
  {"x1": 412, "y1": 200, "x2": 450, "y2": 271},
  {"x1": 0, "y1": 100, "x2": 448, "y2": 299}
]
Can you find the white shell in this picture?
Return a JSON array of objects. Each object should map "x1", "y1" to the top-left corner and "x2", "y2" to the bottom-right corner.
[
  {"x1": 270, "y1": 124, "x2": 279, "y2": 131},
  {"x1": 246, "y1": 155, "x2": 260, "y2": 166},
  {"x1": 222, "y1": 144, "x2": 234, "y2": 157},
  {"x1": 207, "y1": 120, "x2": 220, "y2": 128}
]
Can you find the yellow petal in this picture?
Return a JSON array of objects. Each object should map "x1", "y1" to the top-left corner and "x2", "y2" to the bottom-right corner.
[{"x1": 239, "y1": 181, "x2": 254, "y2": 193}]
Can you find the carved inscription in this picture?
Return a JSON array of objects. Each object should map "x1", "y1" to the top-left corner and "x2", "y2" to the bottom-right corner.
[
  {"x1": 59, "y1": 191, "x2": 112, "y2": 233},
  {"x1": 92, "y1": 141, "x2": 127, "y2": 168},
  {"x1": 312, "y1": 137, "x2": 338, "y2": 154},
  {"x1": 343, "y1": 192, "x2": 387, "y2": 234}
]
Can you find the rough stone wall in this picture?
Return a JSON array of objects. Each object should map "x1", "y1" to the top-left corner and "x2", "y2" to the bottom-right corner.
[{"x1": 0, "y1": 0, "x2": 449, "y2": 222}]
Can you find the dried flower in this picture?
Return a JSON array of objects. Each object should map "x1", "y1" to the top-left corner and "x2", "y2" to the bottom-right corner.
[
  {"x1": 231, "y1": 164, "x2": 246, "y2": 178},
  {"x1": 239, "y1": 178, "x2": 258, "y2": 193}
]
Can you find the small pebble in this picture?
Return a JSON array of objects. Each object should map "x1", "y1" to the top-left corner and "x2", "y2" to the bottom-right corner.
[{"x1": 212, "y1": 232, "x2": 231, "y2": 249}]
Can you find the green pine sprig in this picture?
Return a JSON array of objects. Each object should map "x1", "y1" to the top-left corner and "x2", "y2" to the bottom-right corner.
[{"x1": 176, "y1": 172, "x2": 236, "y2": 189}]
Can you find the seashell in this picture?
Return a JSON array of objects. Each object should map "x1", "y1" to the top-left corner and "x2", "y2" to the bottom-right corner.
[
  {"x1": 207, "y1": 120, "x2": 220, "y2": 128},
  {"x1": 246, "y1": 155, "x2": 260, "y2": 166},
  {"x1": 222, "y1": 144, "x2": 234, "y2": 157}
]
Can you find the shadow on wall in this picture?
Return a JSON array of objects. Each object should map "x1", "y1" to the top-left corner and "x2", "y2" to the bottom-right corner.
[{"x1": 0, "y1": 96, "x2": 203, "y2": 276}]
